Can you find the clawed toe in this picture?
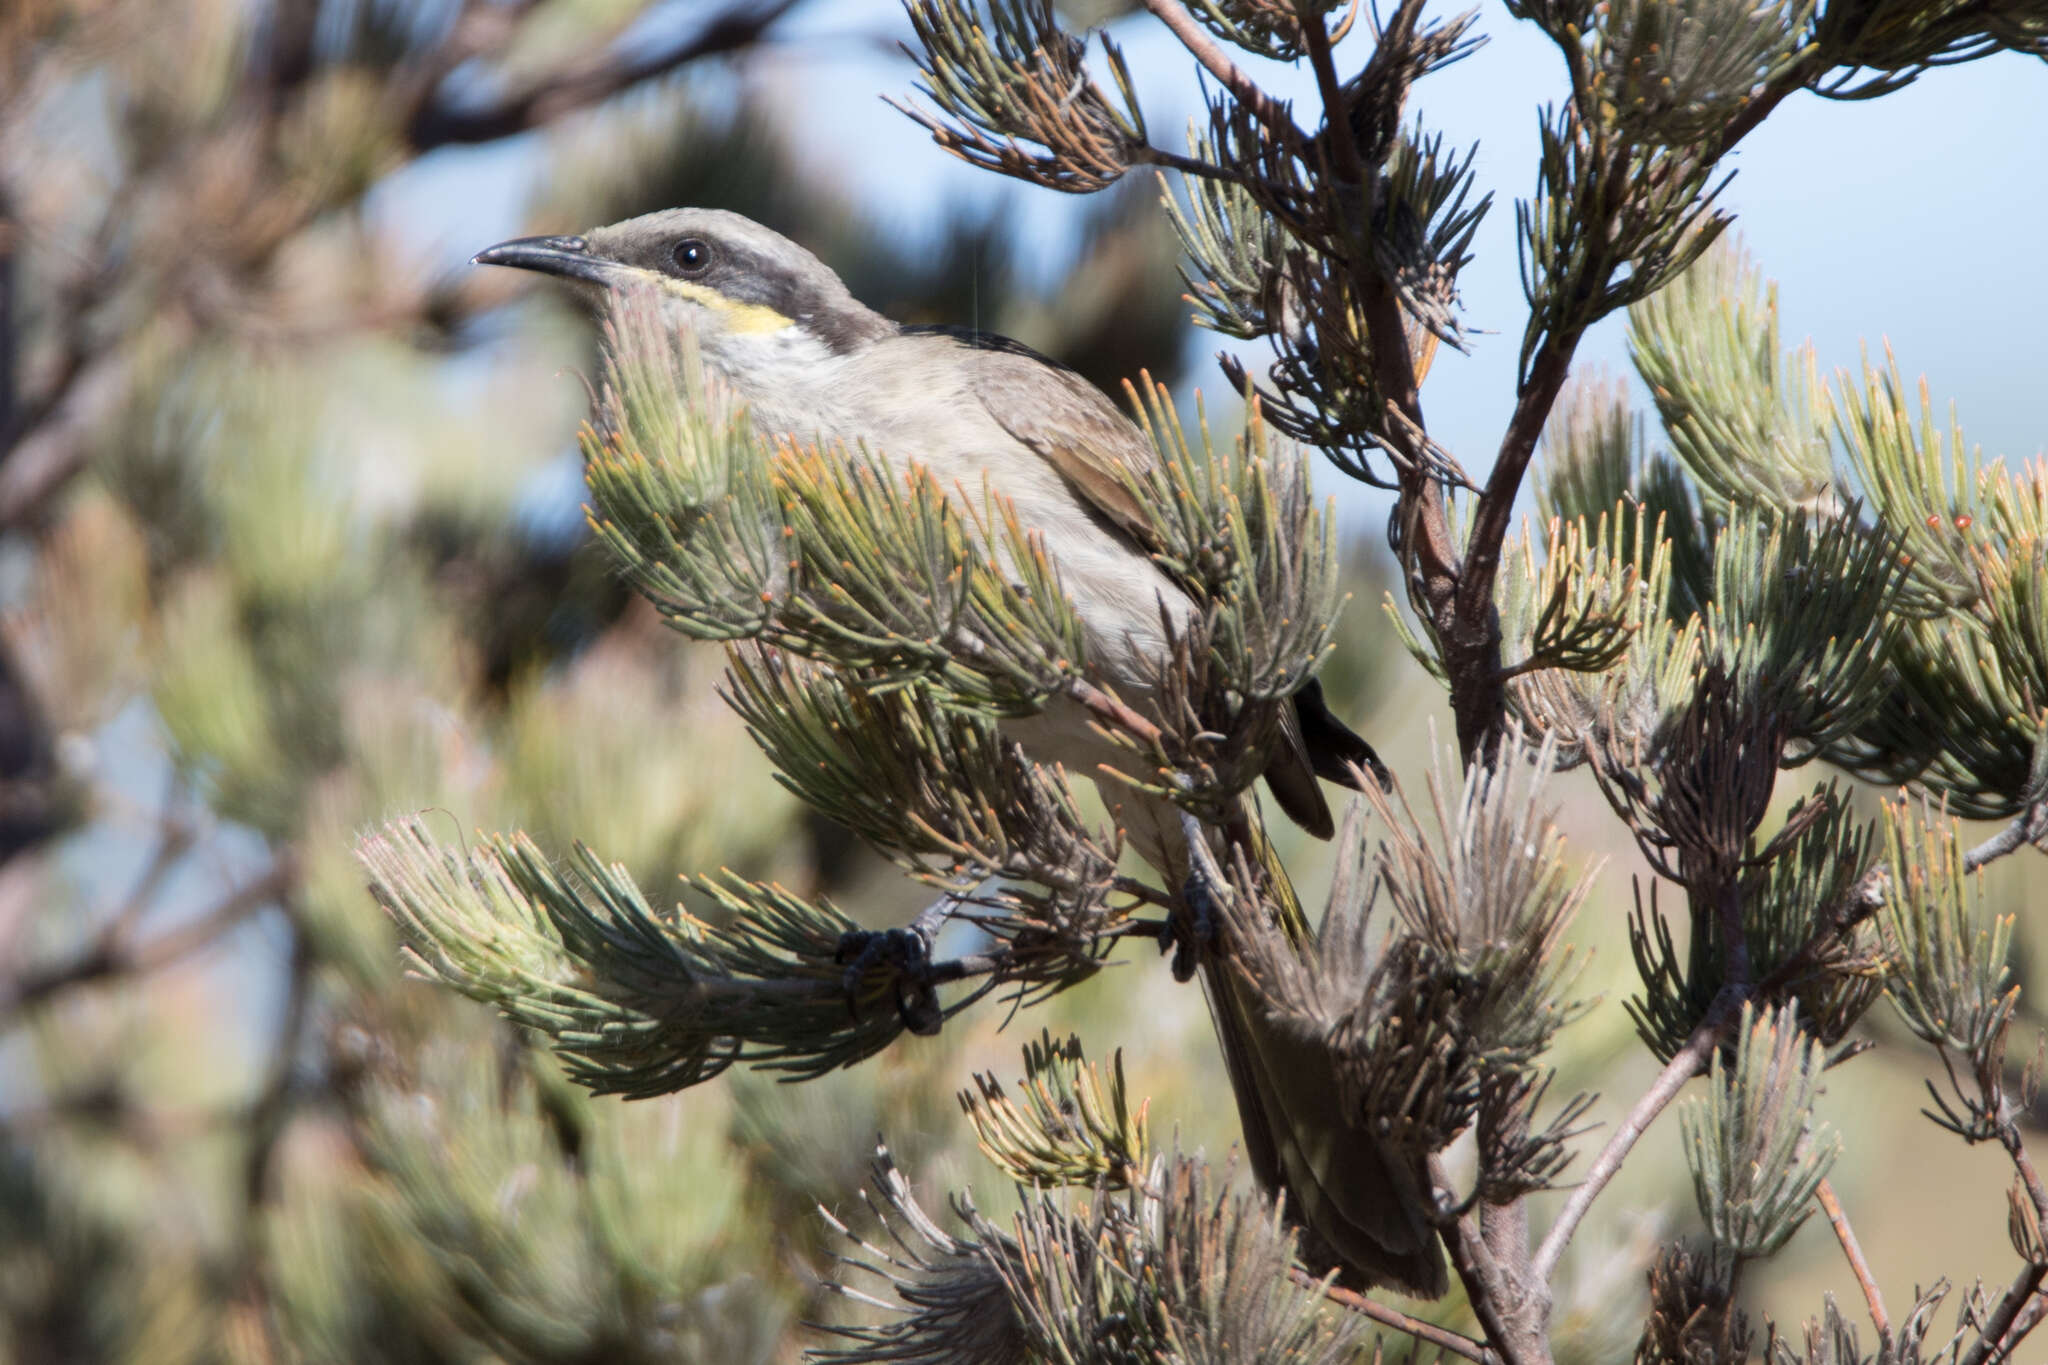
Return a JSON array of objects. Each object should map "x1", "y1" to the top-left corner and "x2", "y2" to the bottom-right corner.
[{"x1": 834, "y1": 926, "x2": 944, "y2": 1036}]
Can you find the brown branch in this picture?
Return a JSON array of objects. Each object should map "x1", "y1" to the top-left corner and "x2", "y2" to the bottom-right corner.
[
  {"x1": 1068, "y1": 677, "x2": 1167, "y2": 748},
  {"x1": 0, "y1": 854, "x2": 298, "y2": 1024},
  {"x1": 1433, "y1": 1157, "x2": 1534, "y2": 1365},
  {"x1": 0, "y1": 347, "x2": 134, "y2": 530},
  {"x1": 1530, "y1": 987, "x2": 1744, "y2": 1282},
  {"x1": 1962, "y1": 1262, "x2": 2048, "y2": 1365},
  {"x1": 1450, "y1": 337, "x2": 1576, "y2": 754},
  {"x1": 1700, "y1": 54, "x2": 1822, "y2": 164},
  {"x1": 1964, "y1": 801, "x2": 2048, "y2": 873},
  {"x1": 1816, "y1": 1177, "x2": 1890, "y2": 1344},
  {"x1": 1477, "y1": 1104, "x2": 1537, "y2": 1343},
  {"x1": 1299, "y1": 11, "x2": 1363, "y2": 185},
  {"x1": 1292, "y1": 1267, "x2": 1492, "y2": 1363},
  {"x1": 1136, "y1": 0, "x2": 1300, "y2": 142},
  {"x1": 2009, "y1": 1287, "x2": 2048, "y2": 1345},
  {"x1": 1299, "y1": 6, "x2": 1475, "y2": 763},
  {"x1": 1447, "y1": 64, "x2": 1822, "y2": 755},
  {"x1": 0, "y1": 177, "x2": 144, "y2": 528},
  {"x1": 405, "y1": 0, "x2": 802, "y2": 150},
  {"x1": 1999, "y1": 1105, "x2": 2048, "y2": 1233}
]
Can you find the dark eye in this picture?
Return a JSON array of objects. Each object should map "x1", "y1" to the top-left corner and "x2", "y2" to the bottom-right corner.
[{"x1": 672, "y1": 238, "x2": 711, "y2": 275}]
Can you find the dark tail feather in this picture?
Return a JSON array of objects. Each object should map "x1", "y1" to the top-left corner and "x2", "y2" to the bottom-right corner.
[
  {"x1": 1293, "y1": 678, "x2": 1390, "y2": 790},
  {"x1": 1262, "y1": 698, "x2": 1335, "y2": 840},
  {"x1": 1201, "y1": 947, "x2": 1446, "y2": 1297}
]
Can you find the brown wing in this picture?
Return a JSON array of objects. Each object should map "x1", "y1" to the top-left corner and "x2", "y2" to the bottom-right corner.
[
  {"x1": 946, "y1": 329, "x2": 1371, "y2": 840},
  {"x1": 932, "y1": 328, "x2": 1160, "y2": 543}
]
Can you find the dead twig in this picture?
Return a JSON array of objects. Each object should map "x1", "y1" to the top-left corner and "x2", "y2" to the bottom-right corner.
[
  {"x1": 1531, "y1": 987, "x2": 1745, "y2": 1283},
  {"x1": 1816, "y1": 1177, "x2": 1891, "y2": 1346},
  {"x1": 1291, "y1": 1267, "x2": 1493, "y2": 1363}
]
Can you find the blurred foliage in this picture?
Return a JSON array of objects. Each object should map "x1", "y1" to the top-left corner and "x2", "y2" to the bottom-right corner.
[
  {"x1": 0, "y1": 0, "x2": 1214, "y2": 1360},
  {"x1": 5, "y1": 0, "x2": 2045, "y2": 1359}
]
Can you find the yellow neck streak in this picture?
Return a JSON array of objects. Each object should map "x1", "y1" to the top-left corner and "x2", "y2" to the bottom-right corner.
[{"x1": 659, "y1": 277, "x2": 793, "y2": 334}]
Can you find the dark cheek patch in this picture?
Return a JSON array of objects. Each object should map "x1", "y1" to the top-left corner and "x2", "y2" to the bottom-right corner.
[
  {"x1": 717, "y1": 246, "x2": 884, "y2": 356},
  {"x1": 714, "y1": 246, "x2": 806, "y2": 317}
]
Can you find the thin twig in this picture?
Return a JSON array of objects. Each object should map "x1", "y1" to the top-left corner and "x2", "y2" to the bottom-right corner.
[
  {"x1": 1961, "y1": 1262, "x2": 2048, "y2": 1365},
  {"x1": 1136, "y1": 0, "x2": 1299, "y2": 140},
  {"x1": 1133, "y1": 143, "x2": 1271, "y2": 190},
  {"x1": 1291, "y1": 1267, "x2": 1492, "y2": 1363},
  {"x1": 1530, "y1": 987, "x2": 1744, "y2": 1282},
  {"x1": 1815, "y1": 1177, "x2": 1890, "y2": 1345},
  {"x1": 1963, "y1": 801, "x2": 2048, "y2": 873},
  {"x1": 0, "y1": 855, "x2": 299, "y2": 1024},
  {"x1": 1068, "y1": 677, "x2": 1167, "y2": 747},
  {"x1": 1998, "y1": 1104, "x2": 2048, "y2": 1231},
  {"x1": 106, "y1": 793, "x2": 198, "y2": 943},
  {"x1": 405, "y1": 0, "x2": 802, "y2": 149}
]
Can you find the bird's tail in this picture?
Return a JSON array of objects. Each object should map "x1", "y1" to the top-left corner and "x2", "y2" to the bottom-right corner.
[{"x1": 1134, "y1": 791, "x2": 1447, "y2": 1298}]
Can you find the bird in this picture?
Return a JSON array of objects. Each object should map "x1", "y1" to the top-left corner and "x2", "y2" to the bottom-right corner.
[{"x1": 475, "y1": 208, "x2": 1445, "y2": 1298}]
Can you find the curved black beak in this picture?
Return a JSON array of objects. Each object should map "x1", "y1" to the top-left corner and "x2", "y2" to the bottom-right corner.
[{"x1": 471, "y1": 234, "x2": 612, "y2": 286}]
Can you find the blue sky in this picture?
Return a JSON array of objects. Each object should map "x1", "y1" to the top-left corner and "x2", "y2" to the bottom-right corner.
[
  {"x1": 398, "y1": 1, "x2": 2046, "y2": 528},
  {"x1": 765, "y1": 0, "x2": 2047, "y2": 501}
]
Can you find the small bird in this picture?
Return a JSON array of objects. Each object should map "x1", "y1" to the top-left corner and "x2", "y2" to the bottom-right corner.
[{"x1": 476, "y1": 209, "x2": 1445, "y2": 1298}]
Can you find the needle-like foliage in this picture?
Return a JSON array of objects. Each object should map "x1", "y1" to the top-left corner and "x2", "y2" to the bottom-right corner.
[
  {"x1": 232, "y1": 0, "x2": 2048, "y2": 1357},
  {"x1": 958, "y1": 1031, "x2": 1150, "y2": 1190},
  {"x1": 815, "y1": 1140, "x2": 1365, "y2": 1365},
  {"x1": 1680, "y1": 1003, "x2": 1839, "y2": 1260},
  {"x1": 363, "y1": 819, "x2": 934, "y2": 1093}
]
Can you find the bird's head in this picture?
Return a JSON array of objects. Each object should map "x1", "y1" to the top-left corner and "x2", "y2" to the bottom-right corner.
[{"x1": 473, "y1": 208, "x2": 893, "y2": 377}]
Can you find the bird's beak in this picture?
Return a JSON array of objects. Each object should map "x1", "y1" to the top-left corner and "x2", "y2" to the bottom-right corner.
[{"x1": 471, "y1": 234, "x2": 614, "y2": 287}]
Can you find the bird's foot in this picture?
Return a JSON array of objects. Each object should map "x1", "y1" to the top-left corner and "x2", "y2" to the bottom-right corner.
[
  {"x1": 1159, "y1": 874, "x2": 1226, "y2": 983},
  {"x1": 834, "y1": 895, "x2": 963, "y2": 1037},
  {"x1": 1158, "y1": 811, "x2": 1225, "y2": 983}
]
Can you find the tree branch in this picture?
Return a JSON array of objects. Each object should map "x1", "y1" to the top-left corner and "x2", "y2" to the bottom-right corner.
[
  {"x1": 1816, "y1": 1177, "x2": 1890, "y2": 1346},
  {"x1": 405, "y1": 0, "x2": 802, "y2": 150},
  {"x1": 0, "y1": 854, "x2": 298, "y2": 1024},
  {"x1": 1292, "y1": 1268, "x2": 1493, "y2": 1363},
  {"x1": 1451, "y1": 325, "x2": 1578, "y2": 751},
  {"x1": 1301, "y1": 4, "x2": 1474, "y2": 760},
  {"x1": 1962, "y1": 1262, "x2": 2048, "y2": 1365},
  {"x1": 1963, "y1": 801, "x2": 2048, "y2": 873},
  {"x1": 1998, "y1": 1101, "x2": 2048, "y2": 1233},
  {"x1": 1448, "y1": 64, "x2": 1821, "y2": 754},
  {"x1": 1137, "y1": 0, "x2": 1300, "y2": 143},
  {"x1": 1298, "y1": 10, "x2": 1362, "y2": 185},
  {"x1": 1531, "y1": 987, "x2": 1744, "y2": 1283},
  {"x1": 1433, "y1": 1158, "x2": 1533, "y2": 1365}
]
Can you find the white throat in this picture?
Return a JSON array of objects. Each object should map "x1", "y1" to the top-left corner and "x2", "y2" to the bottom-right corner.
[{"x1": 697, "y1": 324, "x2": 859, "y2": 443}]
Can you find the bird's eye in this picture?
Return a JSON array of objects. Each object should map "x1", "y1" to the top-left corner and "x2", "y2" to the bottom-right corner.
[{"x1": 673, "y1": 239, "x2": 712, "y2": 275}]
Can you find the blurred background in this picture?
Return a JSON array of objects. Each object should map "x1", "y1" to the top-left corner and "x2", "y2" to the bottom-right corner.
[{"x1": 1, "y1": 0, "x2": 2043, "y2": 1359}]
